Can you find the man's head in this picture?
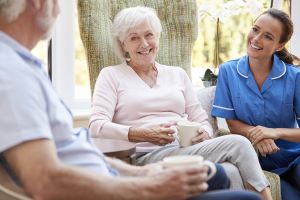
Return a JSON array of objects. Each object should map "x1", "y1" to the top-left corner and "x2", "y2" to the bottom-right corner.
[
  {"x1": 0, "y1": 0, "x2": 60, "y2": 47},
  {"x1": 0, "y1": 0, "x2": 26, "y2": 22}
]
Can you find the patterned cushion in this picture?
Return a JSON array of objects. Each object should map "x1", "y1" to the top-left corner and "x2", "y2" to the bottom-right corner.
[
  {"x1": 195, "y1": 86, "x2": 219, "y2": 138},
  {"x1": 77, "y1": 0, "x2": 198, "y2": 98}
]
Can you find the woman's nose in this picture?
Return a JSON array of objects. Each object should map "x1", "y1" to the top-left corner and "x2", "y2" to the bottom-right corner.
[
  {"x1": 140, "y1": 38, "x2": 149, "y2": 48},
  {"x1": 253, "y1": 33, "x2": 262, "y2": 42}
]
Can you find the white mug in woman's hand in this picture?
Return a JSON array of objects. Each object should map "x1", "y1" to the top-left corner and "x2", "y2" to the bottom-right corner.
[
  {"x1": 163, "y1": 155, "x2": 216, "y2": 181},
  {"x1": 171, "y1": 121, "x2": 201, "y2": 148}
]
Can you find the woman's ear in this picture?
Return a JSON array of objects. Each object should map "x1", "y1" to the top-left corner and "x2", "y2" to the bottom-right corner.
[
  {"x1": 277, "y1": 43, "x2": 286, "y2": 51},
  {"x1": 119, "y1": 40, "x2": 127, "y2": 52}
]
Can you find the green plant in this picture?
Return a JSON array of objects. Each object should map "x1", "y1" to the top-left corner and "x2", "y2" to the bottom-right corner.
[{"x1": 200, "y1": 68, "x2": 218, "y2": 86}]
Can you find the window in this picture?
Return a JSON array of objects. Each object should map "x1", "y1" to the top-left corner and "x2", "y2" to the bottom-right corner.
[
  {"x1": 191, "y1": 0, "x2": 294, "y2": 85},
  {"x1": 51, "y1": 0, "x2": 91, "y2": 110},
  {"x1": 31, "y1": 40, "x2": 49, "y2": 72},
  {"x1": 51, "y1": 0, "x2": 300, "y2": 110},
  {"x1": 75, "y1": 0, "x2": 91, "y2": 100}
]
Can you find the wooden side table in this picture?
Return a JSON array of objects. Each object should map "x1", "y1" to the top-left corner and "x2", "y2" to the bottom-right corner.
[{"x1": 91, "y1": 138, "x2": 136, "y2": 165}]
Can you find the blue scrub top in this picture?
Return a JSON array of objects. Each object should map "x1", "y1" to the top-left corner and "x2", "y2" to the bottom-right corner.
[{"x1": 212, "y1": 55, "x2": 300, "y2": 175}]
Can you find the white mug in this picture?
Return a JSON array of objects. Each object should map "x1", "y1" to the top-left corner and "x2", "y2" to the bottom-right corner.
[
  {"x1": 172, "y1": 121, "x2": 201, "y2": 148},
  {"x1": 163, "y1": 155, "x2": 216, "y2": 181}
]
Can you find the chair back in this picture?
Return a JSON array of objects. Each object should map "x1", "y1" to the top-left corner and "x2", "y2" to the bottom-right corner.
[
  {"x1": 77, "y1": 0, "x2": 198, "y2": 97},
  {"x1": 0, "y1": 163, "x2": 32, "y2": 200}
]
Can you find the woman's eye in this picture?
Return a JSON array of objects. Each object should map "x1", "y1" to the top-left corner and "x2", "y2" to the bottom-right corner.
[
  {"x1": 131, "y1": 37, "x2": 137, "y2": 41},
  {"x1": 147, "y1": 33, "x2": 153, "y2": 37},
  {"x1": 265, "y1": 35, "x2": 272, "y2": 40},
  {"x1": 252, "y1": 28, "x2": 258, "y2": 32}
]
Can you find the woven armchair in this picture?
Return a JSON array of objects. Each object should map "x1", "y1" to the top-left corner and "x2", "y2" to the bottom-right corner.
[
  {"x1": 196, "y1": 86, "x2": 281, "y2": 200},
  {"x1": 77, "y1": 0, "x2": 198, "y2": 98}
]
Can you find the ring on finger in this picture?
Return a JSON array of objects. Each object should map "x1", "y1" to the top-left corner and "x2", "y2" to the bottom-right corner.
[{"x1": 252, "y1": 132, "x2": 256, "y2": 136}]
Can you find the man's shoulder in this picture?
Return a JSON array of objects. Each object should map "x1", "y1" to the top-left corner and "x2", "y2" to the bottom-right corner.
[{"x1": 0, "y1": 43, "x2": 41, "y2": 92}]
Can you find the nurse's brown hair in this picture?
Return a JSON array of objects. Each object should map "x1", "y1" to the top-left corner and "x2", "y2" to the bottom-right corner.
[{"x1": 255, "y1": 9, "x2": 300, "y2": 67}]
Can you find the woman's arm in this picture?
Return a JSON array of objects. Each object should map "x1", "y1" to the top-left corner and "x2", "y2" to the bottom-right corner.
[
  {"x1": 179, "y1": 68, "x2": 213, "y2": 138},
  {"x1": 226, "y1": 118, "x2": 254, "y2": 138},
  {"x1": 250, "y1": 126, "x2": 300, "y2": 144},
  {"x1": 227, "y1": 119, "x2": 279, "y2": 157}
]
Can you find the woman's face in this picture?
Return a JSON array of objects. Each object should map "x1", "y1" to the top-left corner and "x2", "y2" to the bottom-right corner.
[
  {"x1": 247, "y1": 14, "x2": 285, "y2": 61},
  {"x1": 121, "y1": 21, "x2": 159, "y2": 67}
]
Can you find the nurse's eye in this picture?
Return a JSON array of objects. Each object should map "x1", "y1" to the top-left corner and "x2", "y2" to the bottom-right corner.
[
  {"x1": 265, "y1": 35, "x2": 272, "y2": 40},
  {"x1": 252, "y1": 27, "x2": 258, "y2": 32}
]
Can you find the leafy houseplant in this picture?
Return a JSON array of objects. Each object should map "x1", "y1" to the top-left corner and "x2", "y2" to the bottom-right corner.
[
  {"x1": 201, "y1": 68, "x2": 218, "y2": 87},
  {"x1": 198, "y1": 0, "x2": 267, "y2": 87}
]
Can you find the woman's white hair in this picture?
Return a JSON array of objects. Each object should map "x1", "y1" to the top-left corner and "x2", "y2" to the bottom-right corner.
[
  {"x1": 0, "y1": 0, "x2": 26, "y2": 22},
  {"x1": 112, "y1": 6, "x2": 162, "y2": 60}
]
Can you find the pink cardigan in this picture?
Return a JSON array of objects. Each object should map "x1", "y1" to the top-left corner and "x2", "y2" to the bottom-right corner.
[{"x1": 89, "y1": 62, "x2": 213, "y2": 152}]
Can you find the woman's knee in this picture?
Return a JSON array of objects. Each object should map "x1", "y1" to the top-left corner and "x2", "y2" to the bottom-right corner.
[
  {"x1": 227, "y1": 135, "x2": 253, "y2": 150},
  {"x1": 221, "y1": 162, "x2": 245, "y2": 189}
]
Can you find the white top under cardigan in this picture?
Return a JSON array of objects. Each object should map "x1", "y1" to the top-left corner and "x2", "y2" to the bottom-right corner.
[{"x1": 89, "y1": 61, "x2": 213, "y2": 152}]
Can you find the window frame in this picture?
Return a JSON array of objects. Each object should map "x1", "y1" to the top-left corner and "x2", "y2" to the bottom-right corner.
[
  {"x1": 51, "y1": 0, "x2": 300, "y2": 110},
  {"x1": 51, "y1": 0, "x2": 91, "y2": 109}
]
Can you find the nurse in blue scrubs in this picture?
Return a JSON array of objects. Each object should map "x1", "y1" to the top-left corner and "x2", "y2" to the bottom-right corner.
[{"x1": 212, "y1": 9, "x2": 300, "y2": 200}]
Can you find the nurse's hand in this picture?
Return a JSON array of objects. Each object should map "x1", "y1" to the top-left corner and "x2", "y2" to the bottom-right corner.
[
  {"x1": 191, "y1": 127, "x2": 211, "y2": 145},
  {"x1": 248, "y1": 125, "x2": 280, "y2": 145},
  {"x1": 256, "y1": 139, "x2": 280, "y2": 157}
]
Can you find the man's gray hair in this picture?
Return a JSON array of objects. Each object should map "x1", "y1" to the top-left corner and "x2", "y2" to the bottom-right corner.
[
  {"x1": 112, "y1": 6, "x2": 162, "y2": 60},
  {"x1": 0, "y1": 0, "x2": 26, "y2": 22}
]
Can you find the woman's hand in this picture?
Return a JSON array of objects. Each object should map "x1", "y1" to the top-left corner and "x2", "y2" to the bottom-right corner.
[
  {"x1": 145, "y1": 123, "x2": 177, "y2": 146},
  {"x1": 256, "y1": 139, "x2": 280, "y2": 157},
  {"x1": 191, "y1": 127, "x2": 211, "y2": 145},
  {"x1": 248, "y1": 125, "x2": 280, "y2": 145}
]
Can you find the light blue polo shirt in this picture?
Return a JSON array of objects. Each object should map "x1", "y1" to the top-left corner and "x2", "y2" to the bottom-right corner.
[
  {"x1": 0, "y1": 31, "x2": 118, "y2": 179},
  {"x1": 212, "y1": 55, "x2": 300, "y2": 175}
]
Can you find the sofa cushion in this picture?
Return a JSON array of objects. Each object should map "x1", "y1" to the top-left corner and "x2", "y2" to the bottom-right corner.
[{"x1": 195, "y1": 86, "x2": 218, "y2": 138}]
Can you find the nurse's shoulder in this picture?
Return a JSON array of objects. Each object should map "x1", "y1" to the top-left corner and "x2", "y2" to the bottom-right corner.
[{"x1": 218, "y1": 56, "x2": 246, "y2": 78}]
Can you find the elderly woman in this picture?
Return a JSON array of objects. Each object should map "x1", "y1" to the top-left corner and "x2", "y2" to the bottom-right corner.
[
  {"x1": 212, "y1": 9, "x2": 300, "y2": 200},
  {"x1": 89, "y1": 6, "x2": 272, "y2": 199}
]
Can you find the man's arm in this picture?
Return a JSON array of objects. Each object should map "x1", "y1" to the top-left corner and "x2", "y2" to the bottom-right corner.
[
  {"x1": 3, "y1": 139, "x2": 208, "y2": 200},
  {"x1": 105, "y1": 156, "x2": 165, "y2": 177}
]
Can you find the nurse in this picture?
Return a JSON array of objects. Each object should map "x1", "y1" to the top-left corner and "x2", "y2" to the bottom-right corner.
[{"x1": 212, "y1": 9, "x2": 300, "y2": 200}]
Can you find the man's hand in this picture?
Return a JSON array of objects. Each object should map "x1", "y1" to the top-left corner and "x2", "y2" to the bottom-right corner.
[
  {"x1": 248, "y1": 125, "x2": 280, "y2": 145},
  {"x1": 145, "y1": 165, "x2": 209, "y2": 200},
  {"x1": 256, "y1": 139, "x2": 280, "y2": 157},
  {"x1": 191, "y1": 127, "x2": 210, "y2": 145}
]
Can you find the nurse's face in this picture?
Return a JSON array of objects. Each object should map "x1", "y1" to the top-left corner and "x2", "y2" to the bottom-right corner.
[{"x1": 247, "y1": 14, "x2": 285, "y2": 61}]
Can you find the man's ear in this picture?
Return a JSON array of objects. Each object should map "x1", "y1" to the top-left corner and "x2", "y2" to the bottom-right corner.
[{"x1": 28, "y1": 0, "x2": 42, "y2": 10}]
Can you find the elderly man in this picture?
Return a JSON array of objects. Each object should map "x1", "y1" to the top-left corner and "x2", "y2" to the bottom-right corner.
[{"x1": 0, "y1": 0, "x2": 263, "y2": 199}]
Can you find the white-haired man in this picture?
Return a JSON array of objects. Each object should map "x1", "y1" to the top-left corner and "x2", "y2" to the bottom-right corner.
[{"x1": 0, "y1": 0, "x2": 263, "y2": 199}]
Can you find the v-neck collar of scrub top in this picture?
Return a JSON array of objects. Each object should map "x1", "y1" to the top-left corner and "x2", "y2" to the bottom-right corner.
[{"x1": 236, "y1": 55, "x2": 286, "y2": 99}]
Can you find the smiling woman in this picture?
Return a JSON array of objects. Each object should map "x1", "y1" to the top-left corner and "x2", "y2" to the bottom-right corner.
[
  {"x1": 212, "y1": 8, "x2": 300, "y2": 200},
  {"x1": 88, "y1": 6, "x2": 272, "y2": 198}
]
